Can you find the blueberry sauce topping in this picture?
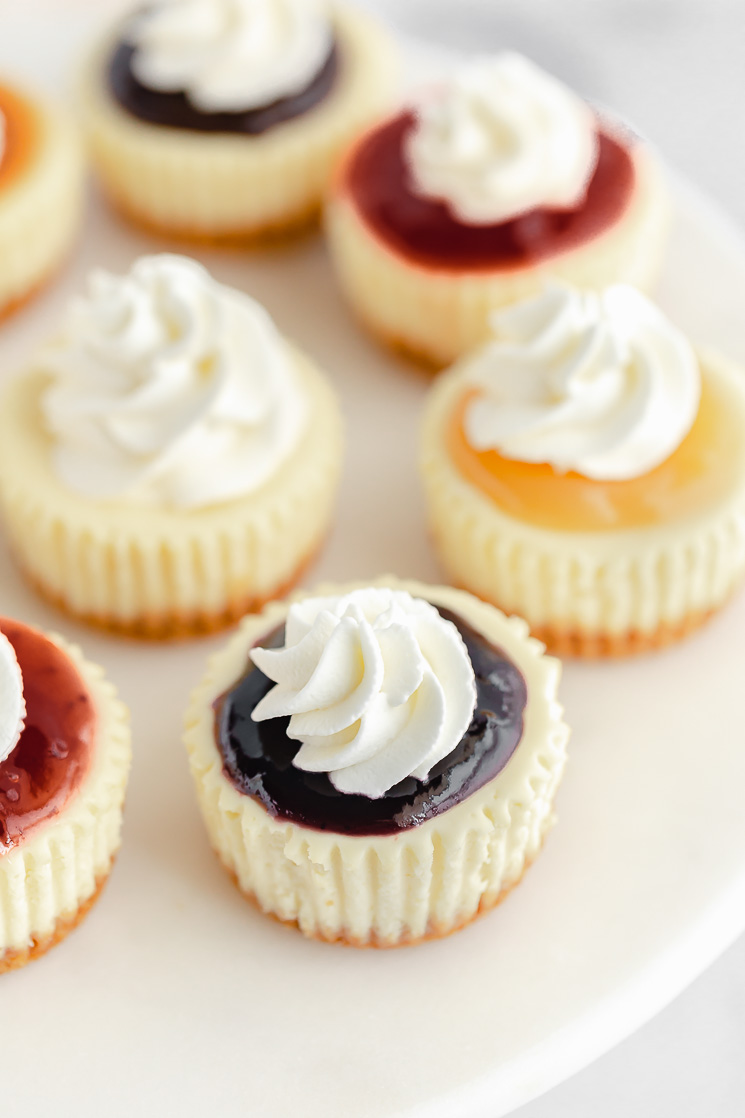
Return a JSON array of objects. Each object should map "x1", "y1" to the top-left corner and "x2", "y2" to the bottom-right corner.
[
  {"x1": 345, "y1": 111, "x2": 636, "y2": 272},
  {"x1": 215, "y1": 605, "x2": 527, "y2": 836},
  {"x1": 0, "y1": 620, "x2": 95, "y2": 854},
  {"x1": 108, "y1": 38, "x2": 339, "y2": 134}
]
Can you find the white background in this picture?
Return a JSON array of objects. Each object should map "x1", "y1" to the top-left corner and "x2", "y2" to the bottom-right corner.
[{"x1": 2, "y1": 1, "x2": 745, "y2": 1115}]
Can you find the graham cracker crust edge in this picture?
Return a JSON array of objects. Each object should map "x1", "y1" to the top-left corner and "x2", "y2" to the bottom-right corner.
[
  {"x1": 217, "y1": 843, "x2": 541, "y2": 949},
  {"x1": 0, "y1": 260, "x2": 65, "y2": 325},
  {"x1": 0, "y1": 865, "x2": 111, "y2": 975},
  {"x1": 105, "y1": 191, "x2": 321, "y2": 249},
  {"x1": 19, "y1": 540, "x2": 323, "y2": 642},
  {"x1": 528, "y1": 603, "x2": 721, "y2": 659}
]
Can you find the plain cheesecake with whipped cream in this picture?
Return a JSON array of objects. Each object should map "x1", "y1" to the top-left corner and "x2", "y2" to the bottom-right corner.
[
  {"x1": 184, "y1": 577, "x2": 569, "y2": 947},
  {"x1": 0, "y1": 619, "x2": 131, "y2": 972},
  {"x1": 326, "y1": 52, "x2": 669, "y2": 367},
  {"x1": 0, "y1": 78, "x2": 84, "y2": 319},
  {"x1": 79, "y1": 0, "x2": 397, "y2": 241},
  {"x1": 421, "y1": 282, "x2": 745, "y2": 655},
  {"x1": 0, "y1": 254, "x2": 343, "y2": 637}
]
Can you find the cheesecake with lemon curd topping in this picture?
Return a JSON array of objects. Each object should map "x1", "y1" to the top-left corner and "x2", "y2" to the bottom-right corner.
[{"x1": 421, "y1": 283, "x2": 745, "y2": 656}]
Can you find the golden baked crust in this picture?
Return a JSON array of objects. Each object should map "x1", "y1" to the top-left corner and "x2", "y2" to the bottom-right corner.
[
  {"x1": 0, "y1": 266, "x2": 61, "y2": 326},
  {"x1": 22, "y1": 540, "x2": 324, "y2": 641},
  {"x1": 0, "y1": 867, "x2": 110, "y2": 975},
  {"x1": 109, "y1": 190, "x2": 322, "y2": 247},
  {"x1": 461, "y1": 592, "x2": 723, "y2": 659},
  {"x1": 219, "y1": 842, "x2": 540, "y2": 948},
  {"x1": 529, "y1": 605, "x2": 722, "y2": 658}
]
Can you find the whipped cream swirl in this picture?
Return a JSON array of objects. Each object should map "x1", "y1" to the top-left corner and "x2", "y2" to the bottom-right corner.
[
  {"x1": 0, "y1": 633, "x2": 25, "y2": 765},
  {"x1": 41, "y1": 254, "x2": 306, "y2": 509},
  {"x1": 405, "y1": 52, "x2": 599, "y2": 226},
  {"x1": 464, "y1": 284, "x2": 701, "y2": 481},
  {"x1": 250, "y1": 588, "x2": 477, "y2": 799},
  {"x1": 127, "y1": 0, "x2": 333, "y2": 114}
]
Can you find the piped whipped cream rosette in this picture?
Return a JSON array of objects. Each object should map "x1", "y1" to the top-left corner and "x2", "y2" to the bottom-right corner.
[
  {"x1": 184, "y1": 577, "x2": 569, "y2": 946},
  {"x1": 421, "y1": 282, "x2": 745, "y2": 655},
  {"x1": 0, "y1": 632, "x2": 25, "y2": 765},
  {"x1": 41, "y1": 254, "x2": 306, "y2": 509},
  {"x1": 326, "y1": 51, "x2": 670, "y2": 366},
  {"x1": 127, "y1": 0, "x2": 334, "y2": 114},
  {"x1": 80, "y1": 0, "x2": 397, "y2": 240},
  {"x1": 405, "y1": 53, "x2": 599, "y2": 225},
  {"x1": 464, "y1": 283, "x2": 701, "y2": 480},
  {"x1": 250, "y1": 588, "x2": 477, "y2": 798},
  {"x1": 0, "y1": 254, "x2": 343, "y2": 637}
]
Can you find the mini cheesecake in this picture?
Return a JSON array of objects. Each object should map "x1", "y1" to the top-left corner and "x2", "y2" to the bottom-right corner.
[
  {"x1": 0, "y1": 619, "x2": 131, "y2": 972},
  {"x1": 184, "y1": 578, "x2": 569, "y2": 947},
  {"x1": 421, "y1": 285, "x2": 745, "y2": 656},
  {"x1": 80, "y1": 1, "x2": 397, "y2": 242},
  {"x1": 326, "y1": 55, "x2": 668, "y2": 368},
  {"x1": 0, "y1": 255, "x2": 343, "y2": 638},
  {"x1": 0, "y1": 82, "x2": 84, "y2": 320}
]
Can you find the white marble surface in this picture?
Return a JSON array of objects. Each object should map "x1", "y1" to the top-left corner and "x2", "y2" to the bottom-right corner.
[
  {"x1": 1, "y1": 2, "x2": 745, "y2": 1115},
  {"x1": 365, "y1": 4, "x2": 745, "y2": 1115}
]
